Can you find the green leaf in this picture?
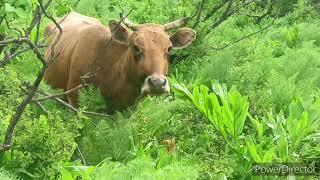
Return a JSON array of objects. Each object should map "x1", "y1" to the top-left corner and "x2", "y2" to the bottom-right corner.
[
  {"x1": 262, "y1": 147, "x2": 275, "y2": 163},
  {"x1": 222, "y1": 99, "x2": 235, "y2": 137},
  {"x1": 249, "y1": 115, "x2": 264, "y2": 141},
  {"x1": 277, "y1": 135, "x2": 288, "y2": 162},
  {"x1": 211, "y1": 80, "x2": 227, "y2": 100},
  {"x1": 229, "y1": 91, "x2": 249, "y2": 136},
  {"x1": 288, "y1": 98, "x2": 304, "y2": 120},
  {"x1": 170, "y1": 78, "x2": 193, "y2": 101},
  {"x1": 60, "y1": 168, "x2": 74, "y2": 180},
  {"x1": 4, "y1": 3, "x2": 15, "y2": 12},
  {"x1": 14, "y1": 7, "x2": 27, "y2": 18},
  {"x1": 246, "y1": 138, "x2": 262, "y2": 162}
]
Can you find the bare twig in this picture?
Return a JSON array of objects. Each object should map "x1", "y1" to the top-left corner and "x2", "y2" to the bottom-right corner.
[
  {"x1": 6, "y1": 47, "x2": 33, "y2": 60},
  {"x1": 22, "y1": 84, "x2": 111, "y2": 120},
  {"x1": 189, "y1": 2, "x2": 201, "y2": 21},
  {"x1": 211, "y1": 18, "x2": 277, "y2": 50},
  {"x1": 39, "y1": 2, "x2": 63, "y2": 64},
  {"x1": 0, "y1": 37, "x2": 29, "y2": 45},
  {"x1": 37, "y1": 90, "x2": 112, "y2": 119},
  {"x1": 228, "y1": 0, "x2": 254, "y2": 16},
  {"x1": 203, "y1": 0, "x2": 230, "y2": 22},
  {"x1": 35, "y1": 11, "x2": 42, "y2": 45},
  {"x1": 207, "y1": 0, "x2": 234, "y2": 34},
  {"x1": 0, "y1": 0, "x2": 129, "y2": 151},
  {"x1": 192, "y1": 0, "x2": 207, "y2": 28},
  {"x1": 0, "y1": 0, "x2": 53, "y2": 67},
  {"x1": 91, "y1": 9, "x2": 133, "y2": 75},
  {"x1": 0, "y1": 0, "x2": 62, "y2": 152},
  {"x1": 0, "y1": 33, "x2": 4, "y2": 54},
  {"x1": 73, "y1": 0, "x2": 81, "y2": 8},
  {"x1": 77, "y1": 145, "x2": 86, "y2": 166},
  {"x1": 32, "y1": 84, "x2": 86, "y2": 102},
  {"x1": 205, "y1": 0, "x2": 256, "y2": 34},
  {"x1": 34, "y1": 101, "x2": 49, "y2": 115},
  {"x1": 0, "y1": 66, "x2": 47, "y2": 151}
]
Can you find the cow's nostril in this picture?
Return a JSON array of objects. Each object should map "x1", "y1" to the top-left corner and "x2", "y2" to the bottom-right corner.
[
  {"x1": 148, "y1": 77, "x2": 165, "y2": 91},
  {"x1": 147, "y1": 77, "x2": 153, "y2": 86},
  {"x1": 162, "y1": 78, "x2": 167, "y2": 87}
]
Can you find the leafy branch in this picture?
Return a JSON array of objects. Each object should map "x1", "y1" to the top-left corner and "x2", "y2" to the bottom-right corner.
[
  {"x1": 0, "y1": 1, "x2": 133, "y2": 152},
  {"x1": 0, "y1": 0, "x2": 62, "y2": 152}
]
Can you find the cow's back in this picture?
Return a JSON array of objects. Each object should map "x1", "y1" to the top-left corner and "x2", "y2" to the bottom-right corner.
[{"x1": 44, "y1": 12, "x2": 102, "y2": 90}]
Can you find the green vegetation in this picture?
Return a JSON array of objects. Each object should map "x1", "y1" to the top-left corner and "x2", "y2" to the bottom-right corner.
[{"x1": 0, "y1": 0, "x2": 320, "y2": 179}]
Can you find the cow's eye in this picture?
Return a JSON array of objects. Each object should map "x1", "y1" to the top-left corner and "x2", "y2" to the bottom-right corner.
[
  {"x1": 133, "y1": 45, "x2": 141, "y2": 54},
  {"x1": 133, "y1": 45, "x2": 142, "y2": 61}
]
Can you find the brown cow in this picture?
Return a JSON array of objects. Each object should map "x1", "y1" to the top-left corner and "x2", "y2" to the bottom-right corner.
[{"x1": 44, "y1": 12, "x2": 196, "y2": 109}]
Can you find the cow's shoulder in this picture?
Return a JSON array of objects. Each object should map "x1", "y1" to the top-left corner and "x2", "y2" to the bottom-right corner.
[{"x1": 77, "y1": 24, "x2": 112, "y2": 47}]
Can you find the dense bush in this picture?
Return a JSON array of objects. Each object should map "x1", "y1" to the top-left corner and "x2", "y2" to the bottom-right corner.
[{"x1": 0, "y1": 168, "x2": 19, "y2": 180}]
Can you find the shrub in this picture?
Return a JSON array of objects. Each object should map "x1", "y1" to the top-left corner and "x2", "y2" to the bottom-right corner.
[
  {"x1": 0, "y1": 168, "x2": 19, "y2": 180},
  {"x1": 93, "y1": 148, "x2": 199, "y2": 180}
]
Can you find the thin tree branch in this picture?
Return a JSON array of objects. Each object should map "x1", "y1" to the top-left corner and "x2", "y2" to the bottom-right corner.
[
  {"x1": 34, "y1": 101, "x2": 49, "y2": 115},
  {"x1": 32, "y1": 83, "x2": 86, "y2": 102},
  {"x1": 0, "y1": 0, "x2": 53, "y2": 67},
  {"x1": 206, "y1": 0, "x2": 234, "y2": 34},
  {"x1": 206, "y1": 0, "x2": 255, "y2": 34},
  {"x1": 33, "y1": 88, "x2": 112, "y2": 119},
  {"x1": 211, "y1": 18, "x2": 276, "y2": 50},
  {"x1": 0, "y1": 66, "x2": 47, "y2": 151},
  {"x1": 0, "y1": 0, "x2": 130, "y2": 151},
  {"x1": 6, "y1": 47, "x2": 33, "y2": 60},
  {"x1": 192, "y1": 0, "x2": 207, "y2": 28},
  {"x1": 0, "y1": 0, "x2": 62, "y2": 152},
  {"x1": 22, "y1": 84, "x2": 113, "y2": 119},
  {"x1": 35, "y1": 11, "x2": 42, "y2": 45},
  {"x1": 203, "y1": 0, "x2": 230, "y2": 22},
  {"x1": 77, "y1": 145, "x2": 86, "y2": 166},
  {"x1": 73, "y1": 0, "x2": 81, "y2": 8}
]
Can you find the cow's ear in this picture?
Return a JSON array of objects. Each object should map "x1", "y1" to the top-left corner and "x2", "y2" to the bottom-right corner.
[
  {"x1": 170, "y1": 28, "x2": 196, "y2": 49},
  {"x1": 109, "y1": 20, "x2": 130, "y2": 43}
]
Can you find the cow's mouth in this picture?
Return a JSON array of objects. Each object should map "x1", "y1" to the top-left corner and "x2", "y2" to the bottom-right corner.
[{"x1": 148, "y1": 91, "x2": 170, "y2": 96}]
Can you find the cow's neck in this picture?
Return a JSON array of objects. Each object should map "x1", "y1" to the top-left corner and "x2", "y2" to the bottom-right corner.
[{"x1": 97, "y1": 46, "x2": 140, "y2": 109}]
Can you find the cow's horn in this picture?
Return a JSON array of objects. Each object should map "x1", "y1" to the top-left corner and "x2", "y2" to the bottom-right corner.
[
  {"x1": 123, "y1": 18, "x2": 138, "y2": 31},
  {"x1": 163, "y1": 17, "x2": 189, "y2": 31}
]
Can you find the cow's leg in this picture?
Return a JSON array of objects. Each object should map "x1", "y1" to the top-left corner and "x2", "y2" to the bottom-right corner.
[
  {"x1": 66, "y1": 76, "x2": 81, "y2": 107},
  {"x1": 66, "y1": 87, "x2": 80, "y2": 107}
]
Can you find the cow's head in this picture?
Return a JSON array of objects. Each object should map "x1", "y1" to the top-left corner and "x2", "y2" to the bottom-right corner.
[{"x1": 109, "y1": 18, "x2": 196, "y2": 97}]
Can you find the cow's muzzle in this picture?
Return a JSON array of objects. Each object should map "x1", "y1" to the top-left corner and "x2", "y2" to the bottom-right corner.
[{"x1": 141, "y1": 74, "x2": 170, "y2": 95}]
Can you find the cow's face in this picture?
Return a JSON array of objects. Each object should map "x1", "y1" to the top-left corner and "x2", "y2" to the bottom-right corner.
[{"x1": 109, "y1": 18, "x2": 196, "y2": 97}]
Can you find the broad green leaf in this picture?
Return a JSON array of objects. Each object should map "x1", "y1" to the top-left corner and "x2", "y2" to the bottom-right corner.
[
  {"x1": 246, "y1": 138, "x2": 262, "y2": 162},
  {"x1": 60, "y1": 168, "x2": 73, "y2": 180},
  {"x1": 14, "y1": 7, "x2": 27, "y2": 18},
  {"x1": 277, "y1": 135, "x2": 288, "y2": 162},
  {"x1": 5, "y1": 3, "x2": 15, "y2": 12},
  {"x1": 222, "y1": 99, "x2": 235, "y2": 137},
  {"x1": 211, "y1": 80, "x2": 228, "y2": 100},
  {"x1": 204, "y1": 93, "x2": 214, "y2": 118},
  {"x1": 289, "y1": 111, "x2": 309, "y2": 152},
  {"x1": 249, "y1": 115, "x2": 264, "y2": 141},
  {"x1": 229, "y1": 91, "x2": 249, "y2": 136},
  {"x1": 262, "y1": 147, "x2": 275, "y2": 163},
  {"x1": 199, "y1": 85, "x2": 209, "y2": 113},
  {"x1": 192, "y1": 86, "x2": 200, "y2": 109},
  {"x1": 170, "y1": 79, "x2": 192, "y2": 101},
  {"x1": 288, "y1": 98, "x2": 304, "y2": 120}
]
